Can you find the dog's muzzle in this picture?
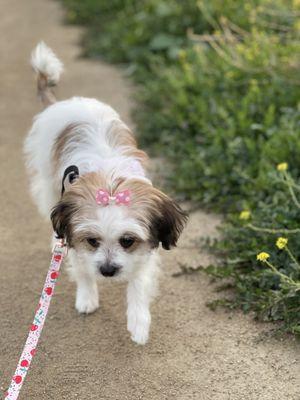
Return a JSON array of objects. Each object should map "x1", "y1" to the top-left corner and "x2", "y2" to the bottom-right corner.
[{"x1": 99, "y1": 263, "x2": 121, "y2": 277}]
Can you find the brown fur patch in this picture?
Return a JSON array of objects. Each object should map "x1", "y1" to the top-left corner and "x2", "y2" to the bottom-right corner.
[
  {"x1": 52, "y1": 120, "x2": 148, "y2": 176},
  {"x1": 37, "y1": 73, "x2": 57, "y2": 107},
  {"x1": 117, "y1": 179, "x2": 188, "y2": 249},
  {"x1": 106, "y1": 120, "x2": 148, "y2": 167},
  {"x1": 51, "y1": 171, "x2": 119, "y2": 245},
  {"x1": 51, "y1": 171, "x2": 187, "y2": 249},
  {"x1": 52, "y1": 123, "x2": 86, "y2": 173}
]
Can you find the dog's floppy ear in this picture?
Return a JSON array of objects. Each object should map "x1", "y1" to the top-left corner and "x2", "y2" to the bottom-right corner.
[
  {"x1": 50, "y1": 199, "x2": 78, "y2": 244},
  {"x1": 52, "y1": 165, "x2": 80, "y2": 243},
  {"x1": 149, "y1": 192, "x2": 188, "y2": 250}
]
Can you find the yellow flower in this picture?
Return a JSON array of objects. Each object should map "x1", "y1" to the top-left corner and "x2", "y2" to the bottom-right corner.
[
  {"x1": 276, "y1": 237, "x2": 288, "y2": 249},
  {"x1": 239, "y1": 210, "x2": 251, "y2": 220},
  {"x1": 277, "y1": 162, "x2": 288, "y2": 172},
  {"x1": 295, "y1": 20, "x2": 300, "y2": 31},
  {"x1": 293, "y1": 0, "x2": 300, "y2": 8},
  {"x1": 257, "y1": 252, "x2": 270, "y2": 262}
]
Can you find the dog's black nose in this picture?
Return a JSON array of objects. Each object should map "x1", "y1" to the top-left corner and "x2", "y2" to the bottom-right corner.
[{"x1": 99, "y1": 263, "x2": 119, "y2": 277}]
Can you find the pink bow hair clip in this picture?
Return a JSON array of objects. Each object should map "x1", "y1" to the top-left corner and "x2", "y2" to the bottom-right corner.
[{"x1": 96, "y1": 189, "x2": 131, "y2": 206}]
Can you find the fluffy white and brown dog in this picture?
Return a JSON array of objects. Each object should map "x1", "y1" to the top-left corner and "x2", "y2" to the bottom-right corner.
[{"x1": 24, "y1": 42, "x2": 187, "y2": 344}]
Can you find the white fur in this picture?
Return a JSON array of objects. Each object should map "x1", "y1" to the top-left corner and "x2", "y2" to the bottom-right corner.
[
  {"x1": 24, "y1": 97, "x2": 150, "y2": 216},
  {"x1": 31, "y1": 41, "x2": 63, "y2": 83},
  {"x1": 67, "y1": 206, "x2": 160, "y2": 344},
  {"x1": 127, "y1": 253, "x2": 159, "y2": 344},
  {"x1": 25, "y1": 44, "x2": 160, "y2": 345}
]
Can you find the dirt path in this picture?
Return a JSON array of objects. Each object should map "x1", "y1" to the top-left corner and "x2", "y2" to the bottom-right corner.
[{"x1": 0, "y1": 1, "x2": 299, "y2": 399}]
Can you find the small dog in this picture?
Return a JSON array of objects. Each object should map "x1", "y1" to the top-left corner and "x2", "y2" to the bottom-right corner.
[{"x1": 24, "y1": 42, "x2": 187, "y2": 344}]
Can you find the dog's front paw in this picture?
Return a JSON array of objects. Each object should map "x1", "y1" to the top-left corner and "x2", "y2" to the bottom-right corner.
[
  {"x1": 127, "y1": 310, "x2": 151, "y2": 345},
  {"x1": 130, "y1": 325, "x2": 150, "y2": 345},
  {"x1": 75, "y1": 290, "x2": 99, "y2": 314}
]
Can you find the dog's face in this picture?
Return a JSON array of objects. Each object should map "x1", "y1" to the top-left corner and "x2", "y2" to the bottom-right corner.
[{"x1": 51, "y1": 172, "x2": 187, "y2": 280}]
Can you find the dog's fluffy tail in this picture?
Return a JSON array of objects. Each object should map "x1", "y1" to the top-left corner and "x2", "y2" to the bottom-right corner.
[{"x1": 31, "y1": 41, "x2": 64, "y2": 107}]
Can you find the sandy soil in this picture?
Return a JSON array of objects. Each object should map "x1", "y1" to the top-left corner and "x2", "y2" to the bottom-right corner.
[{"x1": 0, "y1": 1, "x2": 299, "y2": 399}]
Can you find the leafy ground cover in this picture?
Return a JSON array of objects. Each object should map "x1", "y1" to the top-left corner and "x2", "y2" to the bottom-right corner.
[{"x1": 61, "y1": 0, "x2": 300, "y2": 335}]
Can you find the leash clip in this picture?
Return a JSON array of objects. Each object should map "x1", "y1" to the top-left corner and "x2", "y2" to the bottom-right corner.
[{"x1": 52, "y1": 238, "x2": 68, "y2": 256}]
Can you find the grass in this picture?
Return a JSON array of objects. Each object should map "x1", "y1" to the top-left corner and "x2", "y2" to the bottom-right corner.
[{"x1": 60, "y1": 0, "x2": 300, "y2": 336}]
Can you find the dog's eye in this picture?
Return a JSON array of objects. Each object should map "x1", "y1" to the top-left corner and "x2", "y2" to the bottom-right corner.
[
  {"x1": 119, "y1": 236, "x2": 135, "y2": 249},
  {"x1": 86, "y1": 238, "x2": 100, "y2": 248}
]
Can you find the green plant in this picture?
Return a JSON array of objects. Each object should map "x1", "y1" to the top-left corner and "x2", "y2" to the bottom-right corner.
[
  {"x1": 60, "y1": 0, "x2": 300, "y2": 335},
  {"x1": 207, "y1": 164, "x2": 300, "y2": 334},
  {"x1": 135, "y1": 26, "x2": 300, "y2": 207}
]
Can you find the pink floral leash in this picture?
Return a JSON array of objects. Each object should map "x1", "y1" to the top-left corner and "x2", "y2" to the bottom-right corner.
[{"x1": 4, "y1": 240, "x2": 67, "y2": 400}]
